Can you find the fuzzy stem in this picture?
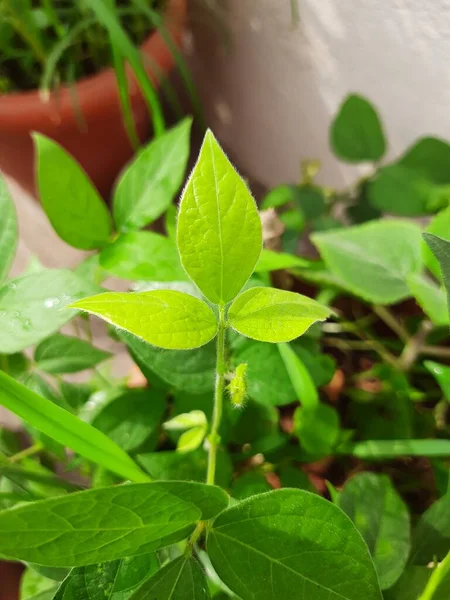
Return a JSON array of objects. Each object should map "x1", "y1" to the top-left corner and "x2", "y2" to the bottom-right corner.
[{"x1": 207, "y1": 304, "x2": 226, "y2": 486}]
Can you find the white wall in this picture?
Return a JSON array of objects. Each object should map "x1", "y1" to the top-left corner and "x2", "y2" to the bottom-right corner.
[{"x1": 188, "y1": 0, "x2": 450, "y2": 189}]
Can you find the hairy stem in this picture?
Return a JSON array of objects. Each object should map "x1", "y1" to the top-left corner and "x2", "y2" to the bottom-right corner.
[{"x1": 207, "y1": 304, "x2": 226, "y2": 486}]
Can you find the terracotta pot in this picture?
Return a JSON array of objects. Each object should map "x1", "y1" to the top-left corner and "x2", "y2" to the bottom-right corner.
[{"x1": 0, "y1": 0, "x2": 187, "y2": 199}]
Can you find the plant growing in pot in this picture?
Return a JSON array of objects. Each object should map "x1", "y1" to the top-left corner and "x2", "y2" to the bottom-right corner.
[
  {"x1": 1, "y1": 123, "x2": 450, "y2": 599},
  {"x1": 0, "y1": 0, "x2": 189, "y2": 198}
]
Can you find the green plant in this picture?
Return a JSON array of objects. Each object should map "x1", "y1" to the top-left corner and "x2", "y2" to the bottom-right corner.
[{"x1": 0, "y1": 113, "x2": 449, "y2": 599}]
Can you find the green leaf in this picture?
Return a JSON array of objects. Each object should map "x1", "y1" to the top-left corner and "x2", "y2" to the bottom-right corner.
[
  {"x1": 121, "y1": 331, "x2": 216, "y2": 395},
  {"x1": 176, "y1": 427, "x2": 206, "y2": 454},
  {"x1": 338, "y1": 473, "x2": 410, "y2": 590},
  {"x1": 384, "y1": 567, "x2": 432, "y2": 600},
  {"x1": 410, "y1": 492, "x2": 450, "y2": 565},
  {"x1": 0, "y1": 269, "x2": 99, "y2": 354},
  {"x1": 113, "y1": 118, "x2": 192, "y2": 231},
  {"x1": 177, "y1": 130, "x2": 262, "y2": 304},
  {"x1": 21, "y1": 567, "x2": 58, "y2": 600},
  {"x1": 54, "y1": 554, "x2": 159, "y2": 600},
  {"x1": 339, "y1": 439, "x2": 450, "y2": 459},
  {"x1": 0, "y1": 371, "x2": 149, "y2": 483},
  {"x1": 231, "y1": 470, "x2": 271, "y2": 500},
  {"x1": 424, "y1": 361, "x2": 450, "y2": 402},
  {"x1": 0, "y1": 481, "x2": 228, "y2": 566},
  {"x1": 407, "y1": 273, "x2": 449, "y2": 326},
  {"x1": 90, "y1": 389, "x2": 166, "y2": 452},
  {"x1": 34, "y1": 134, "x2": 112, "y2": 249},
  {"x1": 312, "y1": 220, "x2": 422, "y2": 304},
  {"x1": 399, "y1": 137, "x2": 450, "y2": 184},
  {"x1": 330, "y1": 94, "x2": 386, "y2": 162},
  {"x1": 254, "y1": 250, "x2": 309, "y2": 273},
  {"x1": 0, "y1": 174, "x2": 18, "y2": 282},
  {"x1": 423, "y1": 206, "x2": 450, "y2": 280},
  {"x1": 208, "y1": 489, "x2": 382, "y2": 600},
  {"x1": 294, "y1": 184, "x2": 327, "y2": 220},
  {"x1": 69, "y1": 290, "x2": 218, "y2": 350},
  {"x1": 423, "y1": 233, "x2": 450, "y2": 319},
  {"x1": 368, "y1": 165, "x2": 435, "y2": 216},
  {"x1": 99, "y1": 231, "x2": 187, "y2": 282},
  {"x1": 34, "y1": 333, "x2": 111, "y2": 374},
  {"x1": 130, "y1": 556, "x2": 210, "y2": 600},
  {"x1": 294, "y1": 404, "x2": 340, "y2": 456},
  {"x1": 277, "y1": 342, "x2": 318, "y2": 409},
  {"x1": 228, "y1": 287, "x2": 331, "y2": 343}
]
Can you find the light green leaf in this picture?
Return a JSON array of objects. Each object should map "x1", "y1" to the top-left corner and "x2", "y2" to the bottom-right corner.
[
  {"x1": 99, "y1": 231, "x2": 187, "y2": 281},
  {"x1": 177, "y1": 130, "x2": 262, "y2": 304},
  {"x1": 164, "y1": 410, "x2": 207, "y2": 432},
  {"x1": 69, "y1": 290, "x2": 218, "y2": 350},
  {"x1": 254, "y1": 249, "x2": 309, "y2": 273},
  {"x1": 34, "y1": 333, "x2": 111, "y2": 374},
  {"x1": 113, "y1": 118, "x2": 191, "y2": 231},
  {"x1": 121, "y1": 331, "x2": 216, "y2": 395},
  {"x1": 261, "y1": 184, "x2": 298, "y2": 210},
  {"x1": 410, "y1": 492, "x2": 450, "y2": 565},
  {"x1": 208, "y1": 489, "x2": 382, "y2": 600},
  {"x1": 277, "y1": 342, "x2": 318, "y2": 409},
  {"x1": 0, "y1": 371, "x2": 149, "y2": 483},
  {"x1": 338, "y1": 473, "x2": 410, "y2": 590},
  {"x1": 339, "y1": 439, "x2": 450, "y2": 459},
  {"x1": 34, "y1": 134, "x2": 112, "y2": 249},
  {"x1": 399, "y1": 137, "x2": 450, "y2": 184},
  {"x1": 228, "y1": 287, "x2": 331, "y2": 343},
  {"x1": 407, "y1": 273, "x2": 449, "y2": 326},
  {"x1": 0, "y1": 174, "x2": 17, "y2": 283},
  {"x1": 423, "y1": 206, "x2": 450, "y2": 280},
  {"x1": 130, "y1": 556, "x2": 210, "y2": 600},
  {"x1": 0, "y1": 481, "x2": 228, "y2": 566},
  {"x1": 0, "y1": 269, "x2": 99, "y2": 354},
  {"x1": 177, "y1": 427, "x2": 206, "y2": 454},
  {"x1": 423, "y1": 233, "x2": 450, "y2": 319},
  {"x1": 312, "y1": 220, "x2": 422, "y2": 304},
  {"x1": 368, "y1": 165, "x2": 435, "y2": 216},
  {"x1": 330, "y1": 94, "x2": 386, "y2": 162},
  {"x1": 21, "y1": 567, "x2": 58, "y2": 600},
  {"x1": 424, "y1": 361, "x2": 450, "y2": 402},
  {"x1": 294, "y1": 404, "x2": 340, "y2": 456},
  {"x1": 54, "y1": 554, "x2": 159, "y2": 600},
  {"x1": 90, "y1": 389, "x2": 166, "y2": 452}
]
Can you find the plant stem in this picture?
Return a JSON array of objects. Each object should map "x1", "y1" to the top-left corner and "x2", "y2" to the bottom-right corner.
[
  {"x1": 9, "y1": 442, "x2": 44, "y2": 463},
  {"x1": 418, "y1": 552, "x2": 450, "y2": 600},
  {"x1": 399, "y1": 320, "x2": 434, "y2": 371},
  {"x1": 207, "y1": 304, "x2": 226, "y2": 486},
  {"x1": 373, "y1": 305, "x2": 410, "y2": 343}
]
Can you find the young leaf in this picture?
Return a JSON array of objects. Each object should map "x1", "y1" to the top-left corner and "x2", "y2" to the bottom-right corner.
[
  {"x1": 34, "y1": 134, "x2": 112, "y2": 249},
  {"x1": 177, "y1": 130, "x2": 262, "y2": 304},
  {"x1": 338, "y1": 473, "x2": 411, "y2": 590},
  {"x1": 113, "y1": 118, "x2": 192, "y2": 231},
  {"x1": 330, "y1": 94, "x2": 386, "y2": 162},
  {"x1": 121, "y1": 331, "x2": 216, "y2": 395},
  {"x1": 0, "y1": 481, "x2": 228, "y2": 566},
  {"x1": 208, "y1": 489, "x2": 382, "y2": 600},
  {"x1": 34, "y1": 333, "x2": 111, "y2": 374},
  {"x1": 69, "y1": 290, "x2": 218, "y2": 350},
  {"x1": 410, "y1": 492, "x2": 450, "y2": 565},
  {"x1": 0, "y1": 371, "x2": 149, "y2": 483},
  {"x1": 130, "y1": 556, "x2": 210, "y2": 600},
  {"x1": 228, "y1": 287, "x2": 331, "y2": 343},
  {"x1": 99, "y1": 231, "x2": 187, "y2": 281},
  {"x1": 407, "y1": 273, "x2": 449, "y2": 327},
  {"x1": 399, "y1": 137, "x2": 450, "y2": 184},
  {"x1": 294, "y1": 404, "x2": 340, "y2": 456},
  {"x1": 0, "y1": 174, "x2": 17, "y2": 283},
  {"x1": 0, "y1": 269, "x2": 99, "y2": 354},
  {"x1": 89, "y1": 389, "x2": 166, "y2": 452},
  {"x1": 423, "y1": 233, "x2": 450, "y2": 319},
  {"x1": 54, "y1": 554, "x2": 159, "y2": 600},
  {"x1": 312, "y1": 221, "x2": 422, "y2": 304}
]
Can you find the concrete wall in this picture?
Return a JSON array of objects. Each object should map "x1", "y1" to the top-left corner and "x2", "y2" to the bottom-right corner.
[{"x1": 188, "y1": 0, "x2": 450, "y2": 189}]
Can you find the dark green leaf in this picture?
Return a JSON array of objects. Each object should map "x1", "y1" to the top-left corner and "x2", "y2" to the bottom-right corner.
[
  {"x1": 0, "y1": 269, "x2": 99, "y2": 354},
  {"x1": 0, "y1": 371, "x2": 149, "y2": 483},
  {"x1": 208, "y1": 489, "x2": 382, "y2": 600},
  {"x1": 399, "y1": 137, "x2": 450, "y2": 184},
  {"x1": 294, "y1": 184, "x2": 327, "y2": 220},
  {"x1": 330, "y1": 94, "x2": 386, "y2": 162},
  {"x1": 0, "y1": 481, "x2": 228, "y2": 566},
  {"x1": 130, "y1": 556, "x2": 210, "y2": 600},
  {"x1": 0, "y1": 174, "x2": 18, "y2": 282},
  {"x1": 34, "y1": 134, "x2": 112, "y2": 250},
  {"x1": 294, "y1": 404, "x2": 340, "y2": 456},
  {"x1": 231, "y1": 471, "x2": 271, "y2": 500},
  {"x1": 410, "y1": 492, "x2": 450, "y2": 565},
  {"x1": 384, "y1": 567, "x2": 432, "y2": 600},
  {"x1": 35, "y1": 333, "x2": 111, "y2": 374},
  {"x1": 423, "y1": 233, "x2": 450, "y2": 320},
  {"x1": 338, "y1": 473, "x2": 410, "y2": 589},
  {"x1": 99, "y1": 231, "x2": 188, "y2": 282}
]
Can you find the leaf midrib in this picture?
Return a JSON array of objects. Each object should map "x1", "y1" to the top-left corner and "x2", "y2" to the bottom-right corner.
[{"x1": 209, "y1": 133, "x2": 225, "y2": 301}]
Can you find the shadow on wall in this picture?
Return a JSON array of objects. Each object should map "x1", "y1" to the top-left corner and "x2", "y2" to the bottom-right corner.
[{"x1": 187, "y1": 0, "x2": 450, "y2": 189}]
